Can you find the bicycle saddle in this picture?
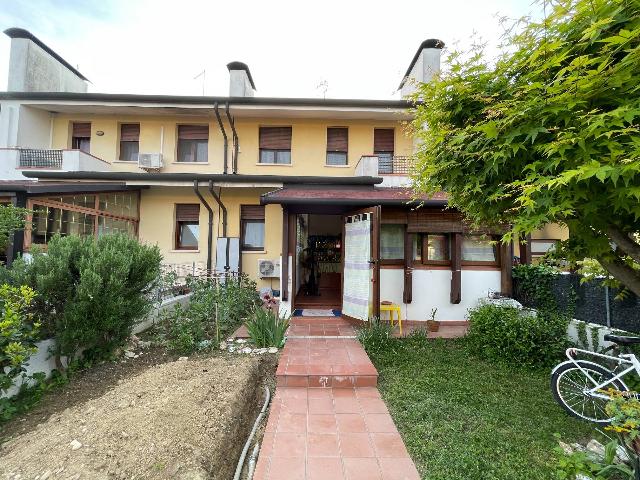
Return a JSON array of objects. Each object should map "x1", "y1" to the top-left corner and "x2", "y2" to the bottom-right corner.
[{"x1": 604, "y1": 334, "x2": 640, "y2": 345}]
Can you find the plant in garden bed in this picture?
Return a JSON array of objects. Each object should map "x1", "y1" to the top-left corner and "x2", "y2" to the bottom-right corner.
[
  {"x1": 357, "y1": 316, "x2": 397, "y2": 356},
  {"x1": 158, "y1": 274, "x2": 260, "y2": 354},
  {"x1": 245, "y1": 305, "x2": 289, "y2": 348}
]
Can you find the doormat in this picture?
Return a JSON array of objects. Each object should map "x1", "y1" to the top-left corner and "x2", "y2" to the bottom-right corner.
[{"x1": 292, "y1": 309, "x2": 341, "y2": 317}]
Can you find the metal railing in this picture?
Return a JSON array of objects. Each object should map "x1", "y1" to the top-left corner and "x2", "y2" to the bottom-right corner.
[
  {"x1": 157, "y1": 262, "x2": 241, "y2": 301},
  {"x1": 19, "y1": 148, "x2": 63, "y2": 168},
  {"x1": 378, "y1": 155, "x2": 413, "y2": 175}
]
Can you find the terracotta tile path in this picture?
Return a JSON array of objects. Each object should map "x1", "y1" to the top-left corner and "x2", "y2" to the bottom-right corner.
[{"x1": 254, "y1": 317, "x2": 420, "y2": 480}]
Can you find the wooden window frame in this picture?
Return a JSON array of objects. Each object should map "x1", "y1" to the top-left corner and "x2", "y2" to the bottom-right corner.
[
  {"x1": 119, "y1": 123, "x2": 140, "y2": 162},
  {"x1": 461, "y1": 234, "x2": 501, "y2": 267},
  {"x1": 24, "y1": 191, "x2": 140, "y2": 249},
  {"x1": 175, "y1": 220, "x2": 199, "y2": 250},
  {"x1": 176, "y1": 125, "x2": 209, "y2": 163},
  {"x1": 326, "y1": 127, "x2": 348, "y2": 166},
  {"x1": 259, "y1": 126, "x2": 292, "y2": 164},
  {"x1": 240, "y1": 205, "x2": 266, "y2": 252},
  {"x1": 416, "y1": 233, "x2": 451, "y2": 266}
]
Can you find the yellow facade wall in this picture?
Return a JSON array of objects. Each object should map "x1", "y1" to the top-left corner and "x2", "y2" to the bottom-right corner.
[
  {"x1": 138, "y1": 186, "x2": 282, "y2": 289},
  {"x1": 50, "y1": 114, "x2": 411, "y2": 177}
]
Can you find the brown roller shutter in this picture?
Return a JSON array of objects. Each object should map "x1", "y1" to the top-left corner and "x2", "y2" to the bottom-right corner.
[
  {"x1": 381, "y1": 208, "x2": 408, "y2": 224},
  {"x1": 120, "y1": 124, "x2": 140, "y2": 141},
  {"x1": 241, "y1": 205, "x2": 265, "y2": 220},
  {"x1": 260, "y1": 127, "x2": 292, "y2": 150},
  {"x1": 374, "y1": 128, "x2": 394, "y2": 153},
  {"x1": 407, "y1": 211, "x2": 463, "y2": 233},
  {"x1": 176, "y1": 204, "x2": 200, "y2": 221},
  {"x1": 327, "y1": 127, "x2": 348, "y2": 152},
  {"x1": 72, "y1": 122, "x2": 91, "y2": 137},
  {"x1": 178, "y1": 125, "x2": 209, "y2": 140}
]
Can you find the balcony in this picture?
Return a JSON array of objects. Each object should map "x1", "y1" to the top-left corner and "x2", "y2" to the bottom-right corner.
[
  {"x1": 355, "y1": 155, "x2": 414, "y2": 187},
  {"x1": 0, "y1": 148, "x2": 112, "y2": 180}
]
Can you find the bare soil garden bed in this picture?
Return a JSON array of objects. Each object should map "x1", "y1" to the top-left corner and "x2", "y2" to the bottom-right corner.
[{"x1": 1, "y1": 352, "x2": 276, "y2": 479}]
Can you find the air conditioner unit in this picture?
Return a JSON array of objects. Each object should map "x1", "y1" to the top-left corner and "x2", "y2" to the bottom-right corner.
[
  {"x1": 258, "y1": 259, "x2": 280, "y2": 279},
  {"x1": 137, "y1": 153, "x2": 163, "y2": 169}
]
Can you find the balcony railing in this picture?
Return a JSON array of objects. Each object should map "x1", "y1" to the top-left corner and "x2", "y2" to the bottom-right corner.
[
  {"x1": 19, "y1": 148, "x2": 63, "y2": 168},
  {"x1": 355, "y1": 155, "x2": 415, "y2": 177},
  {"x1": 377, "y1": 155, "x2": 413, "y2": 175}
]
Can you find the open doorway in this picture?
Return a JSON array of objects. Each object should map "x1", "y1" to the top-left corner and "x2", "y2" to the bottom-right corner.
[{"x1": 294, "y1": 214, "x2": 343, "y2": 310}]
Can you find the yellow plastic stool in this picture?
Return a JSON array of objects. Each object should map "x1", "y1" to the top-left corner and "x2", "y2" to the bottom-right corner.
[{"x1": 380, "y1": 302, "x2": 402, "y2": 335}]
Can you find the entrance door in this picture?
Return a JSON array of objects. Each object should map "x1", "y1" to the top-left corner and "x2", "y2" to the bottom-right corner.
[{"x1": 341, "y1": 206, "x2": 380, "y2": 321}]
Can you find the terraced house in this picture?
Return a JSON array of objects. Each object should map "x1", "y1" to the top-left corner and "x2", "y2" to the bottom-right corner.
[{"x1": 0, "y1": 28, "x2": 566, "y2": 324}]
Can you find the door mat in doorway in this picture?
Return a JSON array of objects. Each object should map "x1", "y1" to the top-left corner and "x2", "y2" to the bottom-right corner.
[{"x1": 292, "y1": 309, "x2": 341, "y2": 317}]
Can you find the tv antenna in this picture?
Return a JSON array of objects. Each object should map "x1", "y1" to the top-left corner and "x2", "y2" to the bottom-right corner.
[
  {"x1": 316, "y1": 80, "x2": 329, "y2": 99},
  {"x1": 194, "y1": 70, "x2": 206, "y2": 96}
]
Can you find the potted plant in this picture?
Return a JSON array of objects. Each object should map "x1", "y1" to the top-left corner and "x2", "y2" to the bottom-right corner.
[{"x1": 427, "y1": 308, "x2": 439, "y2": 332}]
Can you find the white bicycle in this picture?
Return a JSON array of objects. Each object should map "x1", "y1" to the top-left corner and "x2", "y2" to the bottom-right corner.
[{"x1": 551, "y1": 334, "x2": 640, "y2": 424}]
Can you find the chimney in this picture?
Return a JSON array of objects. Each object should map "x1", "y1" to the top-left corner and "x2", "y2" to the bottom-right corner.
[
  {"x1": 398, "y1": 39, "x2": 445, "y2": 97},
  {"x1": 227, "y1": 61, "x2": 256, "y2": 97},
  {"x1": 4, "y1": 28, "x2": 88, "y2": 93}
]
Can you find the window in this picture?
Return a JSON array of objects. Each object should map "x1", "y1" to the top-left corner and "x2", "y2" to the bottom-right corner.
[
  {"x1": 380, "y1": 224, "x2": 404, "y2": 261},
  {"x1": 259, "y1": 127, "x2": 292, "y2": 164},
  {"x1": 413, "y1": 234, "x2": 450, "y2": 264},
  {"x1": 326, "y1": 127, "x2": 348, "y2": 165},
  {"x1": 28, "y1": 192, "x2": 139, "y2": 247},
  {"x1": 462, "y1": 235, "x2": 498, "y2": 264},
  {"x1": 175, "y1": 204, "x2": 200, "y2": 250},
  {"x1": 177, "y1": 125, "x2": 208, "y2": 163},
  {"x1": 119, "y1": 124, "x2": 140, "y2": 161},
  {"x1": 72, "y1": 122, "x2": 91, "y2": 153},
  {"x1": 374, "y1": 128, "x2": 394, "y2": 174},
  {"x1": 241, "y1": 205, "x2": 265, "y2": 251}
]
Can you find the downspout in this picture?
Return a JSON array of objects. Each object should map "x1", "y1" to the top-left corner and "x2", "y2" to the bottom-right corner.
[
  {"x1": 207, "y1": 180, "x2": 230, "y2": 271},
  {"x1": 214, "y1": 102, "x2": 229, "y2": 175},
  {"x1": 225, "y1": 102, "x2": 239, "y2": 174},
  {"x1": 193, "y1": 180, "x2": 214, "y2": 273}
]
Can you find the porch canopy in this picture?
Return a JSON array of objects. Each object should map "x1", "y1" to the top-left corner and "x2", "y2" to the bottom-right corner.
[{"x1": 260, "y1": 185, "x2": 448, "y2": 207}]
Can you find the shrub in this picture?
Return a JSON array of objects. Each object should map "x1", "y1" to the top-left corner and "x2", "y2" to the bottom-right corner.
[
  {"x1": 159, "y1": 274, "x2": 260, "y2": 354},
  {"x1": 0, "y1": 204, "x2": 29, "y2": 251},
  {"x1": 466, "y1": 302, "x2": 569, "y2": 368},
  {"x1": 245, "y1": 308, "x2": 289, "y2": 348},
  {"x1": 0, "y1": 284, "x2": 39, "y2": 394},
  {"x1": 512, "y1": 263, "x2": 561, "y2": 312},
  {"x1": 24, "y1": 234, "x2": 162, "y2": 366},
  {"x1": 357, "y1": 316, "x2": 396, "y2": 357}
]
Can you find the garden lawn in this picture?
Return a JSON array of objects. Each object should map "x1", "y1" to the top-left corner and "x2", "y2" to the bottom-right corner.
[{"x1": 366, "y1": 335, "x2": 594, "y2": 480}]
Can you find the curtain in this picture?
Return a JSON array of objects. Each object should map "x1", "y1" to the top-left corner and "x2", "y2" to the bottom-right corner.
[{"x1": 342, "y1": 215, "x2": 371, "y2": 321}]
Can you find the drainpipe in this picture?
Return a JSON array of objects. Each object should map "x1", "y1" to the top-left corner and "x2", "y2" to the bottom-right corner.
[
  {"x1": 225, "y1": 102, "x2": 239, "y2": 174},
  {"x1": 214, "y1": 102, "x2": 229, "y2": 175},
  {"x1": 193, "y1": 180, "x2": 214, "y2": 273},
  {"x1": 207, "y1": 180, "x2": 230, "y2": 271}
]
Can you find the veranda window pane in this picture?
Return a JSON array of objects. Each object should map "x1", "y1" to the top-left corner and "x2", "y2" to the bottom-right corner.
[
  {"x1": 98, "y1": 217, "x2": 136, "y2": 236},
  {"x1": 413, "y1": 234, "x2": 422, "y2": 261},
  {"x1": 381, "y1": 224, "x2": 404, "y2": 260},
  {"x1": 98, "y1": 192, "x2": 138, "y2": 219},
  {"x1": 428, "y1": 234, "x2": 449, "y2": 261},
  {"x1": 462, "y1": 236, "x2": 496, "y2": 262}
]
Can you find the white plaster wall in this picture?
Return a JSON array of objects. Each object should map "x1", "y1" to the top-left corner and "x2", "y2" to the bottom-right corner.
[
  {"x1": 0, "y1": 102, "x2": 20, "y2": 147},
  {"x1": 380, "y1": 268, "x2": 502, "y2": 321},
  {"x1": 378, "y1": 176, "x2": 411, "y2": 188},
  {"x1": 17, "y1": 105, "x2": 51, "y2": 148},
  {"x1": 0, "y1": 149, "x2": 23, "y2": 180}
]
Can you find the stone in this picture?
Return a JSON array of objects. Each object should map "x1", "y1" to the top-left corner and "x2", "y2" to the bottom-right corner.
[
  {"x1": 124, "y1": 351, "x2": 135, "y2": 358},
  {"x1": 178, "y1": 356, "x2": 188, "y2": 361},
  {"x1": 616, "y1": 445, "x2": 630, "y2": 463},
  {"x1": 226, "y1": 338, "x2": 234, "y2": 343},
  {"x1": 219, "y1": 341, "x2": 227, "y2": 350},
  {"x1": 241, "y1": 347, "x2": 252, "y2": 354},
  {"x1": 133, "y1": 354, "x2": 139, "y2": 359},
  {"x1": 70, "y1": 439, "x2": 82, "y2": 451},
  {"x1": 558, "y1": 441, "x2": 573, "y2": 455},
  {"x1": 586, "y1": 439, "x2": 605, "y2": 459},
  {"x1": 268, "y1": 347, "x2": 278, "y2": 354},
  {"x1": 253, "y1": 348, "x2": 267, "y2": 355},
  {"x1": 40, "y1": 472, "x2": 51, "y2": 480},
  {"x1": 235, "y1": 338, "x2": 247, "y2": 344},
  {"x1": 139, "y1": 340, "x2": 152, "y2": 349}
]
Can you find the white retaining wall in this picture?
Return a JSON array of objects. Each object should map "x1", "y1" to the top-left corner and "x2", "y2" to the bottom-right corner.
[{"x1": 2, "y1": 294, "x2": 191, "y2": 398}]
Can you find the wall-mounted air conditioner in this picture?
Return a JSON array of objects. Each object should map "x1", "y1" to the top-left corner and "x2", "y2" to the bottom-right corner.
[
  {"x1": 137, "y1": 153, "x2": 163, "y2": 169},
  {"x1": 258, "y1": 259, "x2": 280, "y2": 278}
]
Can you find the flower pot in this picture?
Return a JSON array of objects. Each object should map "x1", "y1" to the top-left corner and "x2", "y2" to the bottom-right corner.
[{"x1": 427, "y1": 320, "x2": 440, "y2": 332}]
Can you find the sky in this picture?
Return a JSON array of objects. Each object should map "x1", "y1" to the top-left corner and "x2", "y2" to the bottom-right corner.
[{"x1": 0, "y1": 0, "x2": 538, "y2": 99}]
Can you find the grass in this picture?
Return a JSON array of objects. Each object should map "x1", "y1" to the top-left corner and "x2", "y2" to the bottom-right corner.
[{"x1": 364, "y1": 332, "x2": 596, "y2": 480}]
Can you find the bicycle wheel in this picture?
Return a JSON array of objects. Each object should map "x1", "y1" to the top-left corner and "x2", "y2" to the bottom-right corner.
[{"x1": 551, "y1": 360, "x2": 628, "y2": 424}]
